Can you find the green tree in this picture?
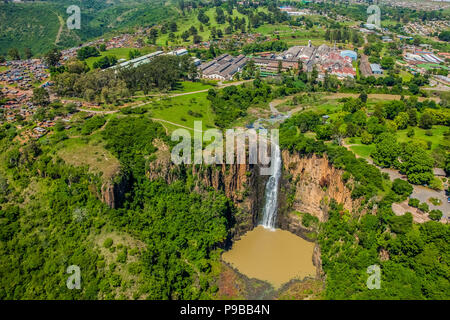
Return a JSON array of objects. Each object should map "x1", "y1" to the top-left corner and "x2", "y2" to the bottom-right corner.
[
  {"x1": 399, "y1": 144, "x2": 434, "y2": 185},
  {"x1": 43, "y1": 48, "x2": 62, "y2": 67},
  {"x1": 394, "y1": 112, "x2": 409, "y2": 130},
  {"x1": 428, "y1": 210, "x2": 443, "y2": 221},
  {"x1": 32, "y1": 87, "x2": 50, "y2": 106},
  {"x1": 392, "y1": 179, "x2": 413, "y2": 199},
  {"x1": 8, "y1": 48, "x2": 20, "y2": 60},
  {"x1": 361, "y1": 131, "x2": 373, "y2": 145},
  {"x1": 371, "y1": 133, "x2": 400, "y2": 168},
  {"x1": 24, "y1": 47, "x2": 32, "y2": 59},
  {"x1": 419, "y1": 112, "x2": 433, "y2": 129}
]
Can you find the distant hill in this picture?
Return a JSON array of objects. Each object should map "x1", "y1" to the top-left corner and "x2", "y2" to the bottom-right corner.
[{"x1": 0, "y1": 0, "x2": 176, "y2": 57}]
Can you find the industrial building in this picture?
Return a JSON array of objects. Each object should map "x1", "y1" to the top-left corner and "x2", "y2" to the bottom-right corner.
[
  {"x1": 199, "y1": 54, "x2": 248, "y2": 81},
  {"x1": 111, "y1": 51, "x2": 163, "y2": 69}
]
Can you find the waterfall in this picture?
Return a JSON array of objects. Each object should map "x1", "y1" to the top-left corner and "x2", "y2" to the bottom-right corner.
[{"x1": 260, "y1": 143, "x2": 282, "y2": 229}]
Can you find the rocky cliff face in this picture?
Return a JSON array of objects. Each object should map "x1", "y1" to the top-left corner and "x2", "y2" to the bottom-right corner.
[
  {"x1": 146, "y1": 144, "x2": 268, "y2": 239},
  {"x1": 279, "y1": 150, "x2": 359, "y2": 223},
  {"x1": 100, "y1": 173, "x2": 129, "y2": 209}
]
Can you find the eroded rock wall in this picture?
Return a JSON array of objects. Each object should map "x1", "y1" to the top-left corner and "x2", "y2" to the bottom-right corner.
[{"x1": 281, "y1": 151, "x2": 359, "y2": 222}]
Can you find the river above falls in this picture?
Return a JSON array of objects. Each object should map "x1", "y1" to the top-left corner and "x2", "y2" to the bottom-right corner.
[{"x1": 222, "y1": 226, "x2": 316, "y2": 289}]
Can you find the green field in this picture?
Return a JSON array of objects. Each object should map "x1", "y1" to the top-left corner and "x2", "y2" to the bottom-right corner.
[
  {"x1": 399, "y1": 70, "x2": 414, "y2": 82},
  {"x1": 350, "y1": 144, "x2": 376, "y2": 159},
  {"x1": 344, "y1": 125, "x2": 449, "y2": 160},
  {"x1": 171, "y1": 81, "x2": 215, "y2": 94},
  {"x1": 255, "y1": 23, "x2": 331, "y2": 46},
  {"x1": 145, "y1": 92, "x2": 215, "y2": 132},
  {"x1": 396, "y1": 125, "x2": 449, "y2": 150},
  {"x1": 417, "y1": 64, "x2": 449, "y2": 71}
]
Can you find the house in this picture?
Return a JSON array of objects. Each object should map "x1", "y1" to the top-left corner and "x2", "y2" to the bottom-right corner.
[
  {"x1": 433, "y1": 168, "x2": 446, "y2": 177},
  {"x1": 370, "y1": 64, "x2": 383, "y2": 75}
]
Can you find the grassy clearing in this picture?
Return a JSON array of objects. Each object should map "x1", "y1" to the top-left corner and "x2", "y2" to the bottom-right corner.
[
  {"x1": 171, "y1": 81, "x2": 214, "y2": 93},
  {"x1": 255, "y1": 23, "x2": 332, "y2": 47},
  {"x1": 344, "y1": 125, "x2": 448, "y2": 160},
  {"x1": 399, "y1": 70, "x2": 414, "y2": 82},
  {"x1": 92, "y1": 230, "x2": 146, "y2": 300},
  {"x1": 396, "y1": 125, "x2": 449, "y2": 150},
  {"x1": 146, "y1": 92, "x2": 215, "y2": 132},
  {"x1": 56, "y1": 137, "x2": 120, "y2": 181},
  {"x1": 350, "y1": 144, "x2": 375, "y2": 159}
]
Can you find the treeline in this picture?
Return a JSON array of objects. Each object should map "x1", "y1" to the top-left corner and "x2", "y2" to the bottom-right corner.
[
  {"x1": 118, "y1": 55, "x2": 199, "y2": 94},
  {"x1": 52, "y1": 68, "x2": 130, "y2": 105},
  {"x1": 241, "y1": 40, "x2": 288, "y2": 55},
  {"x1": 51, "y1": 55, "x2": 199, "y2": 104},
  {"x1": 325, "y1": 27, "x2": 364, "y2": 47},
  {"x1": 207, "y1": 79, "x2": 272, "y2": 128}
]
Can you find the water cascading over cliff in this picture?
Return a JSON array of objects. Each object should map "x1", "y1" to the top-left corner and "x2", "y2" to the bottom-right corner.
[{"x1": 260, "y1": 143, "x2": 282, "y2": 229}]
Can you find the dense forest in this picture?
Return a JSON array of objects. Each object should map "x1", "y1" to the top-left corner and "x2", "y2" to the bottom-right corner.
[{"x1": 0, "y1": 116, "x2": 236, "y2": 299}]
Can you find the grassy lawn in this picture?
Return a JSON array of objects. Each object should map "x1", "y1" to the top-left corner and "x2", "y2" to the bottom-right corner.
[
  {"x1": 171, "y1": 81, "x2": 215, "y2": 94},
  {"x1": 350, "y1": 144, "x2": 376, "y2": 159},
  {"x1": 345, "y1": 137, "x2": 375, "y2": 159},
  {"x1": 396, "y1": 125, "x2": 449, "y2": 150},
  {"x1": 84, "y1": 47, "x2": 154, "y2": 69},
  {"x1": 344, "y1": 125, "x2": 449, "y2": 160},
  {"x1": 399, "y1": 70, "x2": 413, "y2": 82},
  {"x1": 0, "y1": 66, "x2": 8, "y2": 72},
  {"x1": 146, "y1": 92, "x2": 215, "y2": 132},
  {"x1": 417, "y1": 63, "x2": 449, "y2": 71}
]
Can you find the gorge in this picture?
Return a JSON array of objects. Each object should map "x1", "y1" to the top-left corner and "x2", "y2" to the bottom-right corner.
[{"x1": 221, "y1": 140, "x2": 319, "y2": 289}]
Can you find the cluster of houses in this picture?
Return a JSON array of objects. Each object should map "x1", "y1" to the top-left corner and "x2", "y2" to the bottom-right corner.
[
  {"x1": 30, "y1": 117, "x2": 70, "y2": 139},
  {"x1": 401, "y1": 45, "x2": 449, "y2": 77},
  {"x1": 383, "y1": 0, "x2": 450, "y2": 12},
  {"x1": 0, "y1": 59, "x2": 76, "y2": 140},
  {"x1": 0, "y1": 59, "x2": 48, "y2": 89},
  {"x1": 403, "y1": 20, "x2": 450, "y2": 38},
  {"x1": 61, "y1": 34, "x2": 140, "y2": 61}
]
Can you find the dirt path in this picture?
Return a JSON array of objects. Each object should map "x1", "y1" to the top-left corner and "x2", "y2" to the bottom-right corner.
[
  {"x1": 55, "y1": 14, "x2": 64, "y2": 45},
  {"x1": 150, "y1": 118, "x2": 203, "y2": 132}
]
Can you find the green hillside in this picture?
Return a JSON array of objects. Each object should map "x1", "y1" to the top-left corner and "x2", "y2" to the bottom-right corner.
[{"x1": 0, "y1": 0, "x2": 176, "y2": 57}]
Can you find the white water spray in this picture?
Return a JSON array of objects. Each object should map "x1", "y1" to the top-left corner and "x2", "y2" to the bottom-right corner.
[{"x1": 260, "y1": 143, "x2": 282, "y2": 229}]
